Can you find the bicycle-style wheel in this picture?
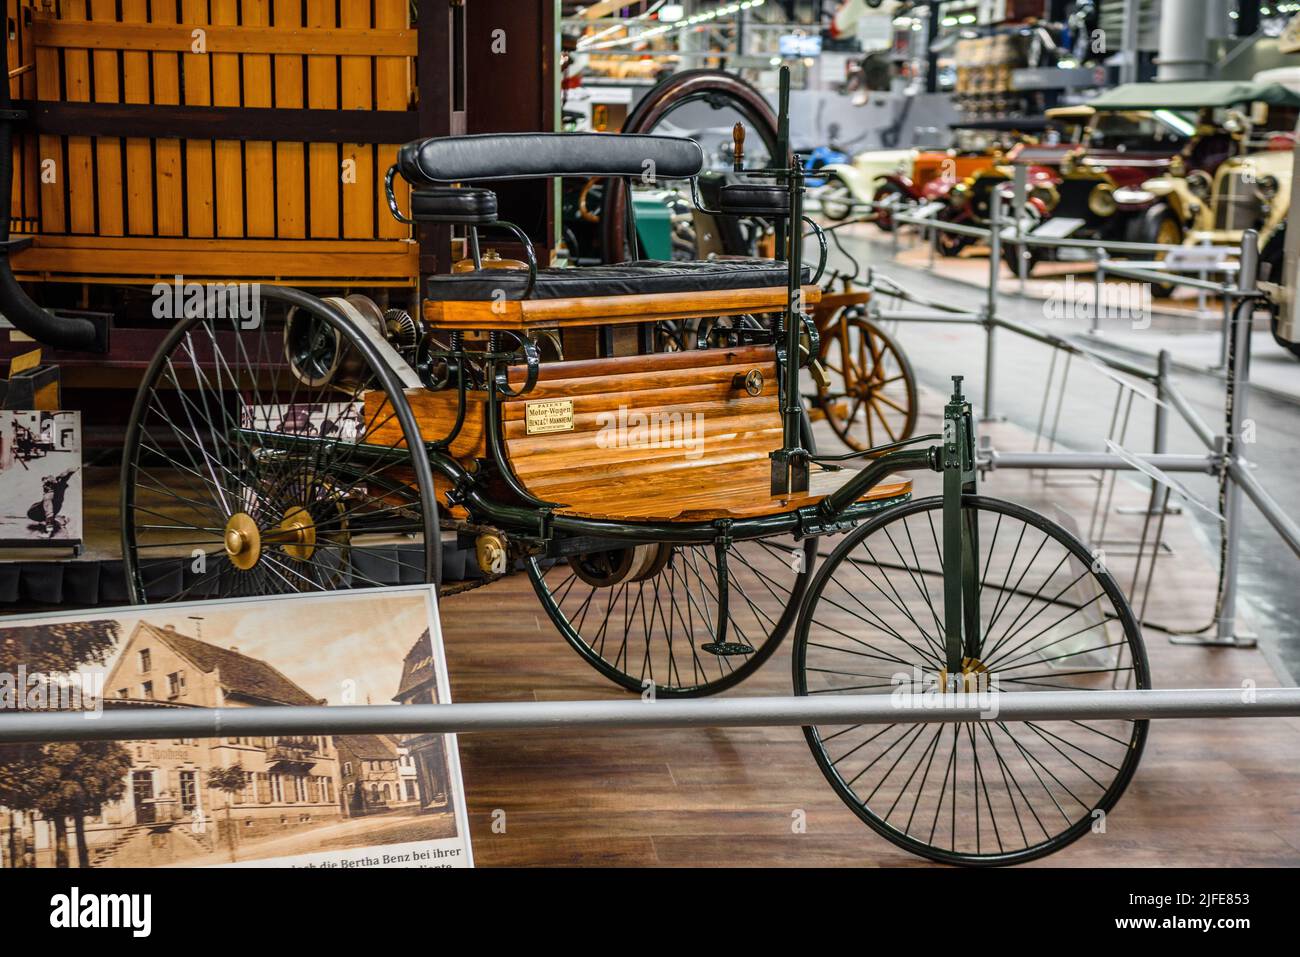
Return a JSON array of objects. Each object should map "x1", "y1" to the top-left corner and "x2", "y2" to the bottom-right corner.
[
  {"x1": 794, "y1": 495, "x2": 1149, "y2": 865},
  {"x1": 531, "y1": 536, "x2": 817, "y2": 697},
  {"x1": 817, "y1": 311, "x2": 917, "y2": 452},
  {"x1": 121, "y1": 291, "x2": 439, "y2": 603}
]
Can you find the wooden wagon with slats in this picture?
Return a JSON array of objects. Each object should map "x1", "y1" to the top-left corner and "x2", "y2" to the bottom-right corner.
[{"x1": 5, "y1": 0, "x2": 420, "y2": 283}]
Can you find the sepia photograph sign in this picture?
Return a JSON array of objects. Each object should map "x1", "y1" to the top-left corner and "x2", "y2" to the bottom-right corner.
[{"x1": 0, "y1": 585, "x2": 472, "y2": 869}]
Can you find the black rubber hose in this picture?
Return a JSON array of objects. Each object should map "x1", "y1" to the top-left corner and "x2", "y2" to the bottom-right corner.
[{"x1": 0, "y1": 28, "x2": 99, "y2": 350}]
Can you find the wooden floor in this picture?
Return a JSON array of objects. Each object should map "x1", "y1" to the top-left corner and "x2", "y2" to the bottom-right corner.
[{"x1": 443, "y1": 392, "x2": 1300, "y2": 867}]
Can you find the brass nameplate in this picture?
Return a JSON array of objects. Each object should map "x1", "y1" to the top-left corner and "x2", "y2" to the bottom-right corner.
[{"x1": 525, "y1": 399, "x2": 574, "y2": 435}]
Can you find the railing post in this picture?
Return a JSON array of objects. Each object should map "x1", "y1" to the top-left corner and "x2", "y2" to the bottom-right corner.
[
  {"x1": 982, "y1": 193, "x2": 1002, "y2": 421},
  {"x1": 1200, "y1": 230, "x2": 1259, "y2": 647},
  {"x1": 1154, "y1": 348, "x2": 1170, "y2": 457},
  {"x1": 1013, "y1": 163, "x2": 1029, "y2": 291},
  {"x1": 1091, "y1": 250, "x2": 1106, "y2": 335}
]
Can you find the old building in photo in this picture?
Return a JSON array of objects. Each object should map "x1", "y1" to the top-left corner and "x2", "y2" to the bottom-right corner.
[
  {"x1": 80, "y1": 622, "x2": 344, "y2": 866},
  {"x1": 392, "y1": 632, "x2": 452, "y2": 813},
  {"x1": 336, "y1": 734, "x2": 402, "y2": 817}
]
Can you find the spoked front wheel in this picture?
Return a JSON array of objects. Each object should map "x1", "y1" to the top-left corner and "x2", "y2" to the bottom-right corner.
[
  {"x1": 794, "y1": 495, "x2": 1149, "y2": 865},
  {"x1": 530, "y1": 536, "x2": 817, "y2": 697},
  {"x1": 121, "y1": 292, "x2": 439, "y2": 603}
]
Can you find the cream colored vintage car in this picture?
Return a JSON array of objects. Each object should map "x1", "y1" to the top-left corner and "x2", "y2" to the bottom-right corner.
[
  {"x1": 1139, "y1": 146, "x2": 1292, "y2": 254},
  {"x1": 1108, "y1": 79, "x2": 1300, "y2": 272}
]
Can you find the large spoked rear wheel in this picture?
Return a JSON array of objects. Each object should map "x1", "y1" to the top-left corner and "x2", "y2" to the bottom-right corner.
[
  {"x1": 530, "y1": 536, "x2": 817, "y2": 697},
  {"x1": 794, "y1": 495, "x2": 1149, "y2": 865},
  {"x1": 122, "y1": 296, "x2": 439, "y2": 603},
  {"x1": 817, "y1": 311, "x2": 917, "y2": 452}
]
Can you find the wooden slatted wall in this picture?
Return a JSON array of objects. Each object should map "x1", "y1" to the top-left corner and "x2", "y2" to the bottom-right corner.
[{"x1": 6, "y1": 0, "x2": 417, "y2": 287}]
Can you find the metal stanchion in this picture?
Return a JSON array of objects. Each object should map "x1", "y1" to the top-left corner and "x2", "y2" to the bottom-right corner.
[
  {"x1": 1154, "y1": 349, "x2": 1170, "y2": 458},
  {"x1": 1013, "y1": 165, "x2": 1029, "y2": 293},
  {"x1": 1218, "y1": 287, "x2": 1232, "y2": 371},
  {"x1": 1188, "y1": 230, "x2": 1259, "y2": 648},
  {"x1": 982, "y1": 193, "x2": 1003, "y2": 421},
  {"x1": 1092, "y1": 251, "x2": 1106, "y2": 336}
]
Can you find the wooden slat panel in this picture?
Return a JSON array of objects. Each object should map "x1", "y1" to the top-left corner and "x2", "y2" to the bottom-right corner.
[
  {"x1": 273, "y1": 0, "x2": 306, "y2": 239},
  {"x1": 18, "y1": 2, "x2": 40, "y2": 232},
  {"x1": 210, "y1": 0, "x2": 242, "y2": 238},
  {"x1": 14, "y1": 0, "x2": 418, "y2": 285},
  {"x1": 121, "y1": 0, "x2": 153, "y2": 236},
  {"x1": 150, "y1": 0, "x2": 184, "y2": 237},
  {"x1": 89, "y1": 0, "x2": 124, "y2": 236},
  {"x1": 32, "y1": 10, "x2": 65, "y2": 232},
  {"x1": 306, "y1": 0, "x2": 339, "y2": 239},
  {"x1": 181, "y1": 0, "x2": 214, "y2": 237},
  {"x1": 31, "y1": 19, "x2": 418, "y2": 56},
  {"x1": 364, "y1": 389, "x2": 488, "y2": 461},
  {"x1": 5, "y1": 0, "x2": 16, "y2": 227},
  {"x1": 62, "y1": 1, "x2": 95, "y2": 234},
  {"x1": 241, "y1": 0, "x2": 275, "y2": 238},
  {"x1": 10, "y1": 234, "x2": 417, "y2": 279},
  {"x1": 340, "y1": 2, "x2": 374, "y2": 240},
  {"x1": 425, "y1": 286, "x2": 822, "y2": 331},
  {"x1": 375, "y1": 0, "x2": 411, "y2": 240},
  {"x1": 8, "y1": 1, "x2": 22, "y2": 228}
]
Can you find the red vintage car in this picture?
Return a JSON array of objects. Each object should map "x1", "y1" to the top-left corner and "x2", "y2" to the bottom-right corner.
[
  {"x1": 870, "y1": 119, "x2": 1051, "y2": 231},
  {"x1": 938, "y1": 103, "x2": 1202, "y2": 272}
]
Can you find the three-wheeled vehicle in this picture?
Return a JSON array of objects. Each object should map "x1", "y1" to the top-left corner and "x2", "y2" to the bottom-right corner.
[{"x1": 117, "y1": 72, "x2": 1151, "y2": 867}]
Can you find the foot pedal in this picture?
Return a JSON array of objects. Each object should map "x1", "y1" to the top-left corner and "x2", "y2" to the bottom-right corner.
[{"x1": 701, "y1": 641, "x2": 756, "y2": 657}]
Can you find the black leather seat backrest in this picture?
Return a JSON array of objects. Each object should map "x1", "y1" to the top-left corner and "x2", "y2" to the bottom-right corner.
[{"x1": 398, "y1": 132, "x2": 705, "y2": 185}]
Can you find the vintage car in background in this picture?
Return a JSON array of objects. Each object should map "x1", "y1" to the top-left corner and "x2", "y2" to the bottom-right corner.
[
  {"x1": 930, "y1": 103, "x2": 1188, "y2": 266},
  {"x1": 814, "y1": 146, "x2": 917, "y2": 221},
  {"x1": 814, "y1": 120, "x2": 1046, "y2": 226},
  {"x1": 1124, "y1": 81, "x2": 1300, "y2": 293}
]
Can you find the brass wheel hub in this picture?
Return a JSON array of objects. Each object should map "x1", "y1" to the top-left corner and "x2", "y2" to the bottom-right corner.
[
  {"x1": 278, "y1": 506, "x2": 317, "y2": 562},
  {"x1": 939, "y1": 657, "x2": 990, "y2": 693},
  {"x1": 224, "y1": 512, "x2": 261, "y2": 571},
  {"x1": 223, "y1": 506, "x2": 317, "y2": 572}
]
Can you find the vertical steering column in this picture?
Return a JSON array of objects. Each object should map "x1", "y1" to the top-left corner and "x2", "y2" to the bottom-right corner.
[
  {"x1": 941, "y1": 377, "x2": 980, "y2": 682},
  {"x1": 770, "y1": 67, "x2": 811, "y2": 497}
]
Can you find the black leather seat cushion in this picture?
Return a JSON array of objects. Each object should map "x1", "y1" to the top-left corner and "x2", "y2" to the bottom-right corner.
[
  {"x1": 428, "y1": 259, "x2": 808, "y2": 301},
  {"x1": 399, "y1": 132, "x2": 705, "y2": 185},
  {"x1": 410, "y1": 187, "x2": 498, "y2": 224},
  {"x1": 719, "y1": 183, "x2": 791, "y2": 217}
]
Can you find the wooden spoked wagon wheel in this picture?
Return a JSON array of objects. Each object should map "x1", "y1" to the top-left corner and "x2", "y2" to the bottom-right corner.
[
  {"x1": 793, "y1": 496, "x2": 1150, "y2": 865},
  {"x1": 529, "y1": 537, "x2": 818, "y2": 698},
  {"x1": 121, "y1": 288, "x2": 439, "y2": 603},
  {"x1": 814, "y1": 301, "x2": 918, "y2": 452}
]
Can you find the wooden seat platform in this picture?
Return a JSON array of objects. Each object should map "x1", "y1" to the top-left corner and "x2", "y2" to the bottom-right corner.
[
  {"x1": 501, "y1": 344, "x2": 908, "y2": 522},
  {"x1": 424, "y1": 284, "x2": 822, "y2": 331}
]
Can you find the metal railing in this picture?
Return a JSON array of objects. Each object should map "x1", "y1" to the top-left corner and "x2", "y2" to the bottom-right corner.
[
  {"x1": 839, "y1": 190, "x2": 1295, "y2": 647},
  {"x1": 4, "y1": 687, "x2": 1300, "y2": 744}
]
